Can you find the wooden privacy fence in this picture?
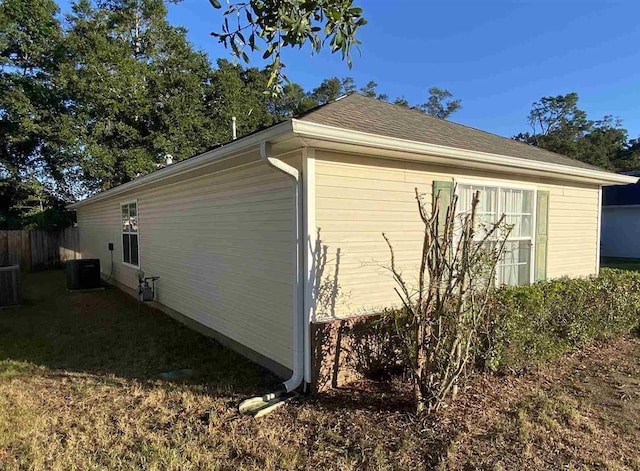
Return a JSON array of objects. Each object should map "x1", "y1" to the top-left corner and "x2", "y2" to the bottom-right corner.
[{"x1": 0, "y1": 227, "x2": 79, "y2": 272}]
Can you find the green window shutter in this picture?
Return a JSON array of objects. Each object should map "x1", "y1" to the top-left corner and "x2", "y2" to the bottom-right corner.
[
  {"x1": 432, "y1": 180, "x2": 453, "y2": 236},
  {"x1": 534, "y1": 190, "x2": 549, "y2": 282}
]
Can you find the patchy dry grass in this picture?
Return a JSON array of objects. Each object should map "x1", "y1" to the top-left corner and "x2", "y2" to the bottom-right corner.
[
  {"x1": 1, "y1": 271, "x2": 639, "y2": 470},
  {"x1": 438, "y1": 338, "x2": 640, "y2": 470}
]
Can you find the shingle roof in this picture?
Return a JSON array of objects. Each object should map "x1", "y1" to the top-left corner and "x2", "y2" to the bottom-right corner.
[{"x1": 297, "y1": 93, "x2": 604, "y2": 172}]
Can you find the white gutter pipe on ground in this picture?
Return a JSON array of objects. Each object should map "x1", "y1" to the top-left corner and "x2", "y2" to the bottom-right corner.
[{"x1": 238, "y1": 142, "x2": 305, "y2": 416}]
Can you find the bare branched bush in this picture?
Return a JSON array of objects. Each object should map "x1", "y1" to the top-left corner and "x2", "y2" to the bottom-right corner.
[{"x1": 383, "y1": 187, "x2": 512, "y2": 414}]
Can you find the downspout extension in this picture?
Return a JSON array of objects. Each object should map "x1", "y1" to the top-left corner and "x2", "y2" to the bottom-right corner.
[{"x1": 260, "y1": 141, "x2": 305, "y2": 394}]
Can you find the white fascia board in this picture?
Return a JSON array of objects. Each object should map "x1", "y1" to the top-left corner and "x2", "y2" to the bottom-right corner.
[
  {"x1": 68, "y1": 121, "x2": 294, "y2": 209},
  {"x1": 291, "y1": 120, "x2": 638, "y2": 186}
]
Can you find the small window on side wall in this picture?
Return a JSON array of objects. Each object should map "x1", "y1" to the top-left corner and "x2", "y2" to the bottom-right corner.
[{"x1": 121, "y1": 201, "x2": 139, "y2": 267}]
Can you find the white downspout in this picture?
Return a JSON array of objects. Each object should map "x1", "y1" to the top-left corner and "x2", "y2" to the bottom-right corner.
[{"x1": 260, "y1": 141, "x2": 305, "y2": 393}]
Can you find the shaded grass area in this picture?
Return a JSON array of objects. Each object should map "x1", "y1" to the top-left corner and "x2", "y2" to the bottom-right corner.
[
  {"x1": 0, "y1": 270, "x2": 276, "y2": 390},
  {"x1": 1, "y1": 271, "x2": 639, "y2": 470},
  {"x1": 601, "y1": 256, "x2": 640, "y2": 272}
]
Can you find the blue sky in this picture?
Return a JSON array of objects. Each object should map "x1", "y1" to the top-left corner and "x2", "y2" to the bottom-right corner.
[{"x1": 60, "y1": 0, "x2": 640, "y2": 140}]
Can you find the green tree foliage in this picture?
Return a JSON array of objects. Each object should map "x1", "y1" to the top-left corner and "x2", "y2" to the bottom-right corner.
[
  {"x1": 206, "y1": 59, "x2": 280, "y2": 140},
  {"x1": 0, "y1": 178, "x2": 41, "y2": 228},
  {"x1": 515, "y1": 93, "x2": 640, "y2": 171},
  {"x1": 0, "y1": 0, "x2": 463, "y2": 220},
  {"x1": 295, "y1": 77, "x2": 463, "y2": 120},
  {"x1": 209, "y1": 0, "x2": 367, "y2": 92},
  {"x1": 359, "y1": 80, "x2": 387, "y2": 101},
  {"x1": 0, "y1": 176, "x2": 74, "y2": 229},
  {"x1": 0, "y1": 0, "x2": 75, "y2": 224},
  {"x1": 0, "y1": 0, "x2": 68, "y2": 179},
  {"x1": 4, "y1": 0, "x2": 366, "y2": 207},
  {"x1": 393, "y1": 97, "x2": 409, "y2": 107},
  {"x1": 419, "y1": 87, "x2": 462, "y2": 119},
  {"x1": 268, "y1": 82, "x2": 318, "y2": 118},
  {"x1": 310, "y1": 76, "x2": 356, "y2": 104},
  {"x1": 515, "y1": 93, "x2": 590, "y2": 157},
  {"x1": 617, "y1": 138, "x2": 640, "y2": 172},
  {"x1": 63, "y1": 0, "x2": 220, "y2": 191},
  {"x1": 393, "y1": 88, "x2": 462, "y2": 119}
]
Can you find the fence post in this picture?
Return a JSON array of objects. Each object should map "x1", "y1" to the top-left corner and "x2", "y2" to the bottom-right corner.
[
  {"x1": 26, "y1": 230, "x2": 32, "y2": 272},
  {"x1": 19, "y1": 230, "x2": 29, "y2": 273},
  {"x1": 0, "y1": 231, "x2": 8, "y2": 266}
]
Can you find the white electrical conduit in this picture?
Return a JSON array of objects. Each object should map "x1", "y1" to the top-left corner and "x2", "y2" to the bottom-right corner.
[{"x1": 238, "y1": 141, "x2": 305, "y2": 416}]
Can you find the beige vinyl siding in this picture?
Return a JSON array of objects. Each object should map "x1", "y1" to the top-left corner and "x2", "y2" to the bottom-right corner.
[
  {"x1": 314, "y1": 151, "x2": 599, "y2": 319},
  {"x1": 77, "y1": 157, "x2": 298, "y2": 370}
]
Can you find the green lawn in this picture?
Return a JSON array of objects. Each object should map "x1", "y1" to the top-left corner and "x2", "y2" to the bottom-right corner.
[
  {"x1": 1, "y1": 271, "x2": 639, "y2": 470},
  {"x1": 601, "y1": 257, "x2": 640, "y2": 272}
]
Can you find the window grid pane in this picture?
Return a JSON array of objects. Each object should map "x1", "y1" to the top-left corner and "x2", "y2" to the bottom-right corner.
[
  {"x1": 457, "y1": 185, "x2": 534, "y2": 286},
  {"x1": 122, "y1": 205, "x2": 129, "y2": 232},
  {"x1": 130, "y1": 234, "x2": 139, "y2": 266},
  {"x1": 123, "y1": 234, "x2": 131, "y2": 264},
  {"x1": 501, "y1": 188, "x2": 534, "y2": 238}
]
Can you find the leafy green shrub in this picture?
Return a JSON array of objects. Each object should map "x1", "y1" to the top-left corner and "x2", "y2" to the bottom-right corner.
[
  {"x1": 342, "y1": 269, "x2": 640, "y2": 384},
  {"x1": 344, "y1": 310, "x2": 413, "y2": 380},
  {"x1": 484, "y1": 268, "x2": 640, "y2": 372}
]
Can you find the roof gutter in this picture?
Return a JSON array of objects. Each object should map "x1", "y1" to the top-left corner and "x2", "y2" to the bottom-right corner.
[{"x1": 291, "y1": 120, "x2": 638, "y2": 186}]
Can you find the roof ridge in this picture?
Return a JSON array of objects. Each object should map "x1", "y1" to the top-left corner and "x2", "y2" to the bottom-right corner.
[{"x1": 293, "y1": 95, "x2": 346, "y2": 120}]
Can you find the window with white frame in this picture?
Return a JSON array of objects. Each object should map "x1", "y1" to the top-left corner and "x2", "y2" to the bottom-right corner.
[
  {"x1": 457, "y1": 184, "x2": 534, "y2": 286},
  {"x1": 121, "y1": 201, "x2": 139, "y2": 267}
]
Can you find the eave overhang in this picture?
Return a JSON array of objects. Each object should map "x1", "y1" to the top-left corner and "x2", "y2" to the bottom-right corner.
[
  {"x1": 68, "y1": 118, "x2": 637, "y2": 210},
  {"x1": 291, "y1": 120, "x2": 638, "y2": 186}
]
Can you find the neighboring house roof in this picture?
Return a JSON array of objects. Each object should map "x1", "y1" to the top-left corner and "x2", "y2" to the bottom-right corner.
[
  {"x1": 68, "y1": 93, "x2": 637, "y2": 209},
  {"x1": 297, "y1": 93, "x2": 602, "y2": 172},
  {"x1": 603, "y1": 181, "x2": 640, "y2": 206}
]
